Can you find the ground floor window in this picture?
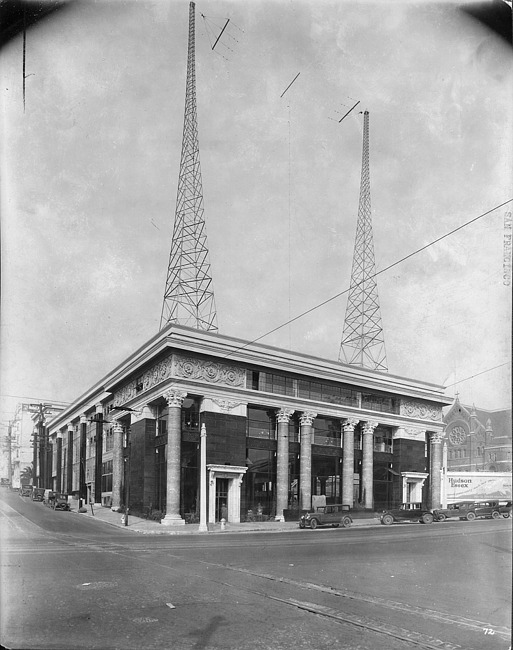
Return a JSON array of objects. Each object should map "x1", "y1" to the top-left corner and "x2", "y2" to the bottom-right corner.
[
  {"x1": 181, "y1": 441, "x2": 198, "y2": 518},
  {"x1": 101, "y1": 460, "x2": 113, "y2": 493},
  {"x1": 312, "y1": 455, "x2": 342, "y2": 503},
  {"x1": 154, "y1": 445, "x2": 166, "y2": 513},
  {"x1": 244, "y1": 447, "x2": 276, "y2": 518}
]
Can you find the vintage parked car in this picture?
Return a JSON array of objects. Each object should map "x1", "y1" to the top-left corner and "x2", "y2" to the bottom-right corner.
[
  {"x1": 43, "y1": 490, "x2": 57, "y2": 507},
  {"x1": 19, "y1": 485, "x2": 33, "y2": 497},
  {"x1": 31, "y1": 487, "x2": 45, "y2": 502},
  {"x1": 498, "y1": 501, "x2": 511, "y2": 518},
  {"x1": 380, "y1": 502, "x2": 434, "y2": 525},
  {"x1": 52, "y1": 494, "x2": 71, "y2": 511},
  {"x1": 299, "y1": 504, "x2": 353, "y2": 529},
  {"x1": 434, "y1": 500, "x2": 501, "y2": 522}
]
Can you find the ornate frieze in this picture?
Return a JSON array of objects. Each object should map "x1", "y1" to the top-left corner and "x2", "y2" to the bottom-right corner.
[
  {"x1": 174, "y1": 355, "x2": 245, "y2": 387},
  {"x1": 400, "y1": 399, "x2": 442, "y2": 421}
]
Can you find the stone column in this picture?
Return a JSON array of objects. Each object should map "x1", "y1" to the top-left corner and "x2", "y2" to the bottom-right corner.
[
  {"x1": 94, "y1": 404, "x2": 103, "y2": 504},
  {"x1": 275, "y1": 408, "x2": 294, "y2": 522},
  {"x1": 361, "y1": 420, "x2": 378, "y2": 510},
  {"x1": 79, "y1": 415, "x2": 87, "y2": 504},
  {"x1": 299, "y1": 411, "x2": 317, "y2": 511},
  {"x1": 111, "y1": 421, "x2": 124, "y2": 512},
  {"x1": 161, "y1": 388, "x2": 187, "y2": 526},
  {"x1": 342, "y1": 418, "x2": 359, "y2": 508},
  {"x1": 67, "y1": 423, "x2": 74, "y2": 495},
  {"x1": 429, "y1": 431, "x2": 444, "y2": 509},
  {"x1": 56, "y1": 432, "x2": 62, "y2": 493}
]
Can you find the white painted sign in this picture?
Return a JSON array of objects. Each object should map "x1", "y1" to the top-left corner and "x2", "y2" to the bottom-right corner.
[{"x1": 444, "y1": 472, "x2": 512, "y2": 503}]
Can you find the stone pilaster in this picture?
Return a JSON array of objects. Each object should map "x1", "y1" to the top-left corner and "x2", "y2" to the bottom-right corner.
[
  {"x1": 111, "y1": 421, "x2": 124, "y2": 512},
  {"x1": 275, "y1": 408, "x2": 294, "y2": 522},
  {"x1": 94, "y1": 405, "x2": 103, "y2": 504},
  {"x1": 429, "y1": 431, "x2": 444, "y2": 509},
  {"x1": 342, "y1": 418, "x2": 359, "y2": 508},
  {"x1": 299, "y1": 411, "x2": 317, "y2": 511},
  {"x1": 361, "y1": 420, "x2": 378, "y2": 510},
  {"x1": 161, "y1": 388, "x2": 187, "y2": 526}
]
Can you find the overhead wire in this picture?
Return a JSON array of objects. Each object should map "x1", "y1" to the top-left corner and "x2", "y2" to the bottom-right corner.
[{"x1": 221, "y1": 198, "x2": 513, "y2": 359}]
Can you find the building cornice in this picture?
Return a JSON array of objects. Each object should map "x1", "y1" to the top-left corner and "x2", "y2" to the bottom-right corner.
[{"x1": 46, "y1": 324, "x2": 451, "y2": 432}]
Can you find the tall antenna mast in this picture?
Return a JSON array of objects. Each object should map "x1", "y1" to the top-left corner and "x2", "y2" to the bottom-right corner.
[
  {"x1": 339, "y1": 111, "x2": 388, "y2": 371},
  {"x1": 160, "y1": 1, "x2": 218, "y2": 332}
]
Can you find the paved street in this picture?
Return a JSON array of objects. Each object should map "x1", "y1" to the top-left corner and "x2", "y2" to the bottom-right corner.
[{"x1": 1, "y1": 490, "x2": 511, "y2": 650}]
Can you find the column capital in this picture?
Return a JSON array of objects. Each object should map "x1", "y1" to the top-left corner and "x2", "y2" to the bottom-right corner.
[
  {"x1": 163, "y1": 388, "x2": 188, "y2": 408},
  {"x1": 342, "y1": 417, "x2": 359, "y2": 432},
  {"x1": 112, "y1": 421, "x2": 124, "y2": 434},
  {"x1": 67, "y1": 423, "x2": 74, "y2": 432},
  {"x1": 277, "y1": 408, "x2": 294, "y2": 424},
  {"x1": 361, "y1": 420, "x2": 379, "y2": 435},
  {"x1": 56, "y1": 431, "x2": 63, "y2": 440},
  {"x1": 299, "y1": 411, "x2": 317, "y2": 427},
  {"x1": 80, "y1": 415, "x2": 88, "y2": 424},
  {"x1": 95, "y1": 403, "x2": 103, "y2": 414},
  {"x1": 430, "y1": 431, "x2": 444, "y2": 444}
]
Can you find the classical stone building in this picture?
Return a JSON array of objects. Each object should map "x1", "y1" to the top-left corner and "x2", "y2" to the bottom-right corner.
[
  {"x1": 46, "y1": 325, "x2": 451, "y2": 524},
  {"x1": 443, "y1": 397, "x2": 512, "y2": 472}
]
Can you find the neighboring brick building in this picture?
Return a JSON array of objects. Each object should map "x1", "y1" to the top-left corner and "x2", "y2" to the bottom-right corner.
[{"x1": 443, "y1": 397, "x2": 512, "y2": 472}]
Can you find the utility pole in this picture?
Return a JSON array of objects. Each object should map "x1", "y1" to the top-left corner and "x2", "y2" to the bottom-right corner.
[
  {"x1": 160, "y1": 1, "x2": 218, "y2": 332},
  {"x1": 339, "y1": 111, "x2": 388, "y2": 371}
]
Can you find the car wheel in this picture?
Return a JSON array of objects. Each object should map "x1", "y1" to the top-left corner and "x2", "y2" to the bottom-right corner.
[
  {"x1": 299, "y1": 521, "x2": 305, "y2": 529},
  {"x1": 503, "y1": 512, "x2": 510, "y2": 518},
  {"x1": 310, "y1": 518, "x2": 318, "y2": 529},
  {"x1": 466, "y1": 512, "x2": 476, "y2": 521},
  {"x1": 342, "y1": 516, "x2": 352, "y2": 528},
  {"x1": 491, "y1": 511, "x2": 500, "y2": 520},
  {"x1": 381, "y1": 514, "x2": 394, "y2": 526},
  {"x1": 331, "y1": 523, "x2": 340, "y2": 528},
  {"x1": 422, "y1": 513, "x2": 434, "y2": 524},
  {"x1": 437, "y1": 513, "x2": 446, "y2": 522}
]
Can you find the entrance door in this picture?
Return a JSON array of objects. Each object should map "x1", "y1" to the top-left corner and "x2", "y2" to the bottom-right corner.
[{"x1": 215, "y1": 478, "x2": 229, "y2": 522}]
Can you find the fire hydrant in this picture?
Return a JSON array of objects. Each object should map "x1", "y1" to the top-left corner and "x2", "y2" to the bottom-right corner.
[{"x1": 220, "y1": 518, "x2": 226, "y2": 531}]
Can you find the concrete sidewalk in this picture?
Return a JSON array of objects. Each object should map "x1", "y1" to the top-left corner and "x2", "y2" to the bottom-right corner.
[{"x1": 71, "y1": 504, "x2": 380, "y2": 535}]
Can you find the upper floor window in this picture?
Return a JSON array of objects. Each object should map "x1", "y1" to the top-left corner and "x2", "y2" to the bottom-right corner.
[{"x1": 247, "y1": 406, "x2": 276, "y2": 440}]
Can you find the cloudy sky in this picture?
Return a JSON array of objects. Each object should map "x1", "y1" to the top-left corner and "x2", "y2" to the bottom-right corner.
[{"x1": 1, "y1": 0, "x2": 511, "y2": 425}]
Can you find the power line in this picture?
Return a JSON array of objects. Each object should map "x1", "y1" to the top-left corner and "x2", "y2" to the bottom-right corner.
[
  {"x1": 0, "y1": 394, "x2": 71, "y2": 404},
  {"x1": 222, "y1": 198, "x2": 512, "y2": 358},
  {"x1": 445, "y1": 362, "x2": 510, "y2": 388}
]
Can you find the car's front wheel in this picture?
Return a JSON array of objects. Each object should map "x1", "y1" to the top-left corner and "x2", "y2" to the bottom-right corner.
[
  {"x1": 342, "y1": 516, "x2": 352, "y2": 528},
  {"x1": 422, "y1": 513, "x2": 434, "y2": 524},
  {"x1": 491, "y1": 511, "x2": 501, "y2": 520},
  {"x1": 310, "y1": 518, "x2": 318, "y2": 529},
  {"x1": 299, "y1": 521, "x2": 305, "y2": 529},
  {"x1": 436, "y1": 513, "x2": 446, "y2": 522},
  {"x1": 381, "y1": 514, "x2": 394, "y2": 526},
  {"x1": 503, "y1": 512, "x2": 510, "y2": 518},
  {"x1": 466, "y1": 511, "x2": 476, "y2": 521}
]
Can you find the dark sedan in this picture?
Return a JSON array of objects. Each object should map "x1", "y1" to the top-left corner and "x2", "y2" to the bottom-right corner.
[{"x1": 380, "y1": 502, "x2": 434, "y2": 525}]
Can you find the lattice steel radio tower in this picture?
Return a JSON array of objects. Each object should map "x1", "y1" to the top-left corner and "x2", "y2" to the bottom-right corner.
[
  {"x1": 339, "y1": 111, "x2": 388, "y2": 371},
  {"x1": 160, "y1": 1, "x2": 218, "y2": 332}
]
